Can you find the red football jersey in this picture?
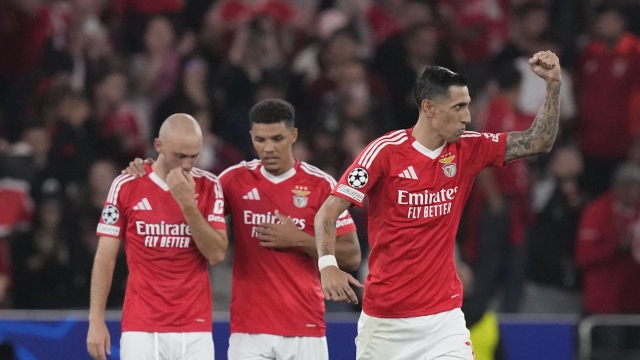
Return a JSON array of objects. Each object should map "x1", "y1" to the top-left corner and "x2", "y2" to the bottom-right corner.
[
  {"x1": 96, "y1": 164, "x2": 226, "y2": 332},
  {"x1": 332, "y1": 129, "x2": 506, "y2": 318},
  {"x1": 219, "y1": 160, "x2": 357, "y2": 337}
]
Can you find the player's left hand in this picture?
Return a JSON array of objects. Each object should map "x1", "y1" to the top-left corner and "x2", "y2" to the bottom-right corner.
[
  {"x1": 167, "y1": 168, "x2": 197, "y2": 209},
  {"x1": 256, "y1": 210, "x2": 303, "y2": 248},
  {"x1": 529, "y1": 50, "x2": 561, "y2": 84}
]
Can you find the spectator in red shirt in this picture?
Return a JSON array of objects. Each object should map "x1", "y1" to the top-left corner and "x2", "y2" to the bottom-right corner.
[
  {"x1": 90, "y1": 65, "x2": 146, "y2": 165},
  {"x1": 576, "y1": 162, "x2": 640, "y2": 355},
  {"x1": 468, "y1": 63, "x2": 532, "y2": 313},
  {"x1": 131, "y1": 16, "x2": 181, "y2": 113},
  {"x1": 438, "y1": 0, "x2": 511, "y2": 95},
  {"x1": 0, "y1": 166, "x2": 33, "y2": 308},
  {"x1": 577, "y1": 4, "x2": 640, "y2": 198},
  {"x1": 576, "y1": 162, "x2": 640, "y2": 314}
]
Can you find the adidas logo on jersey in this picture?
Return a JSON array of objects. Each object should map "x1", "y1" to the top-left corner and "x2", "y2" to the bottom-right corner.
[
  {"x1": 242, "y1": 188, "x2": 261, "y2": 200},
  {"x1": 133, "y1": 198, "x2": 153, "y2": 210},
  {"x1": 398, "y1": 166, "x2": 418, "y2": 180}
]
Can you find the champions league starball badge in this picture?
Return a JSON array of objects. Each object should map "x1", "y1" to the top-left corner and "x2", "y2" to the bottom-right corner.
[
  {"x1": 347, "y1": 168, "x2": 368, "y2": 188},
  {"x1": 102, "y1": 205, "x2": 120, "y2": 225}
]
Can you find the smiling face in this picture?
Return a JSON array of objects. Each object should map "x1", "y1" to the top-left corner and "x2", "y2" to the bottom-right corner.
[
  {"x1": 250, "y1": 122, "x2": 297, "y2": 176},
  {"x1": 423, "y1": 85, "x2": 472, "y2": 143}
]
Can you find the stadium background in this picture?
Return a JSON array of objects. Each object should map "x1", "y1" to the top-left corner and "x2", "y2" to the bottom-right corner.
[{"x1": 1, "y1": 0, "x2": 640, "y2": 359}]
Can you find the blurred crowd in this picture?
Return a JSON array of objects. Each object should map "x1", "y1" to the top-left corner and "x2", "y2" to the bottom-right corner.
[{"x1": 1, "y1": 0, "x2": 640, "y2": 328}]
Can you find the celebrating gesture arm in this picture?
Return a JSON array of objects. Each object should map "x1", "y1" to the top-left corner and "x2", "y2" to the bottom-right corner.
[{"x1": 505, "y1": 51, "x2": 562, "y2": 162}]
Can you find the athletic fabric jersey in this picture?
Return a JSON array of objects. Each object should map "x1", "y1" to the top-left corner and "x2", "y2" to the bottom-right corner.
[
  {"x1": 96, "y1": 164, "x2": 226, "y2": 332},
  {"x1": 333, "y1": 129, "x2": 506, "y2": 318},
  {"x1": 219, "y1": 160, "x2": 356, "y2": 337}
]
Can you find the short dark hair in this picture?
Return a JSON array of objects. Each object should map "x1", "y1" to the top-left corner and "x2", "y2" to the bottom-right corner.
[
  {"x1": 414, "y1": 66, "x2": 467, "y2": 107},
  {"x1": 249, "y1": 99, "x2": 295, "y2": 128}
]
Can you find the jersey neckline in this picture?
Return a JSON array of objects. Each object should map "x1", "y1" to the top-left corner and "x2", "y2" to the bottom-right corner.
[
  {"x1": 259, "y1": 162, "x2": 297, "y2": 184},
  {"x1": 407, "y1": 128, "x2": 446, "y2": 159},
  {"x1": 149, "y1": 170, "x2": 169, "y2": 191}
]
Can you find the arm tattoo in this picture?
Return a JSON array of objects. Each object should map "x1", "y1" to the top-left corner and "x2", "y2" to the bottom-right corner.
[
  {"x1": 505, "y1": 82, "x2": 560, "y2": 162},
  {"x1": 323, "y1": 220, "x2": 336, "y2": 239},
  {"x1": 321, "y1": 242, "x2": 330, "y2": 256}
]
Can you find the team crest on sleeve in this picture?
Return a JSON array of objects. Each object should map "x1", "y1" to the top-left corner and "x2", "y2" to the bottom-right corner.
[
  {"x1": 439, "y1": 154, "x2": 457, "y2": 177},
  {"x1": 348, "y1": 168, "x2": 368, "y2": 188},
  {"x1": 292, "y1": 186, "x2": 311, "y2": 208},
  {"x1": 102, "y1": 205, "x2": 120, "y2": 224}
]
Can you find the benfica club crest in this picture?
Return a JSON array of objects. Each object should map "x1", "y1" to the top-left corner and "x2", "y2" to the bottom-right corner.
[
  {"x1": 439, "y1": 154, "x2": 457, "y2": 177},
  {"x1": 292, "y1": 186, "x2": 311, "y2": 208}
]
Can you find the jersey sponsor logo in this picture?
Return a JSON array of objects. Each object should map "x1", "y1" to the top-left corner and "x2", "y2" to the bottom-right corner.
[
  {"x1": 212, "y1": 199, "x2": 224, "y2": 214},
  {"x1": 398, "y1": 166, "x2": 418, "y2": 179},
  {"x1": 135, "y1": 221, "x2": 192, "y2": 235},
  {"x1": 243, "y1": 210, "x2": 306, "y2": 237},
  {"x1": 438, "y1": 154, "x2": 457, "y2": 177},
  {"x1": 133, "y1": 198, "x2": 152, "y2": 210},
  {"x1": 337, "y1": 184, "x2": 364, "y2": 202},
  {"x1": 208, "y1": 214, "x2": 225, "y2": 223},
  {"x1": 292, "y1": 186, "x2": 311, "y2": 208},
  {"x1": 135, "y1": 221, "x2": 193, "y2": 248},
  {"x1": 97, "y1": 223, "x2": 120, "y2": 237},
  {"x1": 398, "y1": 187, "x2": 458, "y2": 219},
  {"x1": 347, "y1": 168, "x2": 368, "y2": 188},
  {"x1": 101, "y1": 205, "x2": 119, "y2": 224},
  {"x1": 336, "y1": 217, "x2": 354, "y2": 228},
  {"x1": 242, "y1": 188, "x2": 261, "y2": 200}
]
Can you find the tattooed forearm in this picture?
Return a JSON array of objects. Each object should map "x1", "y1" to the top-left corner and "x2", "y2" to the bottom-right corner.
[
  {"x1": 505, "y1": 81, "x2": 561, "y2": 162},
  {"x1": 323, "y1": 220, "x2": 336, "y2": 239},
  {"x1": 321, "y1": 242, "x2": 330, "y2": 256}
]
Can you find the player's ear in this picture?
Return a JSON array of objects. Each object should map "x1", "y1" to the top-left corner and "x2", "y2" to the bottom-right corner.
[
  {"x1": 291, "y1": 127, "x2": 298, "y2": 143},
  {"x1": 421, "y1": 99, "x2": 435, "y2": 118},
  {"x1": 154, "y1": 138, "x2": 162, "y2": 153}
]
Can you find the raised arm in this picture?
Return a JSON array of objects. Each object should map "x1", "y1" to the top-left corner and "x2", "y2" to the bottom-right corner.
[
  {"x1": 314, "y1": 195, "x2": 363, "y2": 303},
  {"x1": 505, "y1": 51, "x2": 562, "y2": 162}
]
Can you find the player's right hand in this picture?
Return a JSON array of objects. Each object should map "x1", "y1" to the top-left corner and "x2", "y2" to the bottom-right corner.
[
  {"x1": 123, "y1": 158, "x2": 154, "y2": 177},
  {"x1": 320, "y1": 266, "x2": 363, "y2": 304},
  {"x1": 87, "y1": 321, "x2": 111, "y2": 360}
]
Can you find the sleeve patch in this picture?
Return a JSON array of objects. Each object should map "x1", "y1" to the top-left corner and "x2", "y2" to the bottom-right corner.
[
  {"x1": 97, "y1": 223, "x2": 121, "y2": 237},
  {"x1": 336, "y1": 184, "x2": 364, "y2": 202}
]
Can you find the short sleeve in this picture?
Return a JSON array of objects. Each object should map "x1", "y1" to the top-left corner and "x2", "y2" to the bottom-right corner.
[
  {"x1": 332, "y1": 131, "x2": 406, "y2": 207},
  {"x1": 204, "y1": 175, "x2": 227, "y2": 231},
  {"x1": 96, "y1": 174, "x2": 134, "y2": 238},
  {"x1": 218, "y1": 168, "x2": 234, "y2": 216},
  {"x1": 463, "y1": 132, "x2": 507, "y2": 176},
  {"x1": 336, "y1": 210, "x2": 357, "y2": 236},
  {"x1": 315, "y1": 170, "x2": 357, "y2": 235}
]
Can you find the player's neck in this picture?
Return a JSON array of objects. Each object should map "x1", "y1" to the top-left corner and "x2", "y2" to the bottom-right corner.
[
  {"x1": 413, "y1": 117, "x2": 446, "y2": 151},
  {"x1": 151, "y1": 159, "x2": 168, "y2": 181},
  {"x1": 264, "y1": 157, "x2": 296, "y2": 176}
]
